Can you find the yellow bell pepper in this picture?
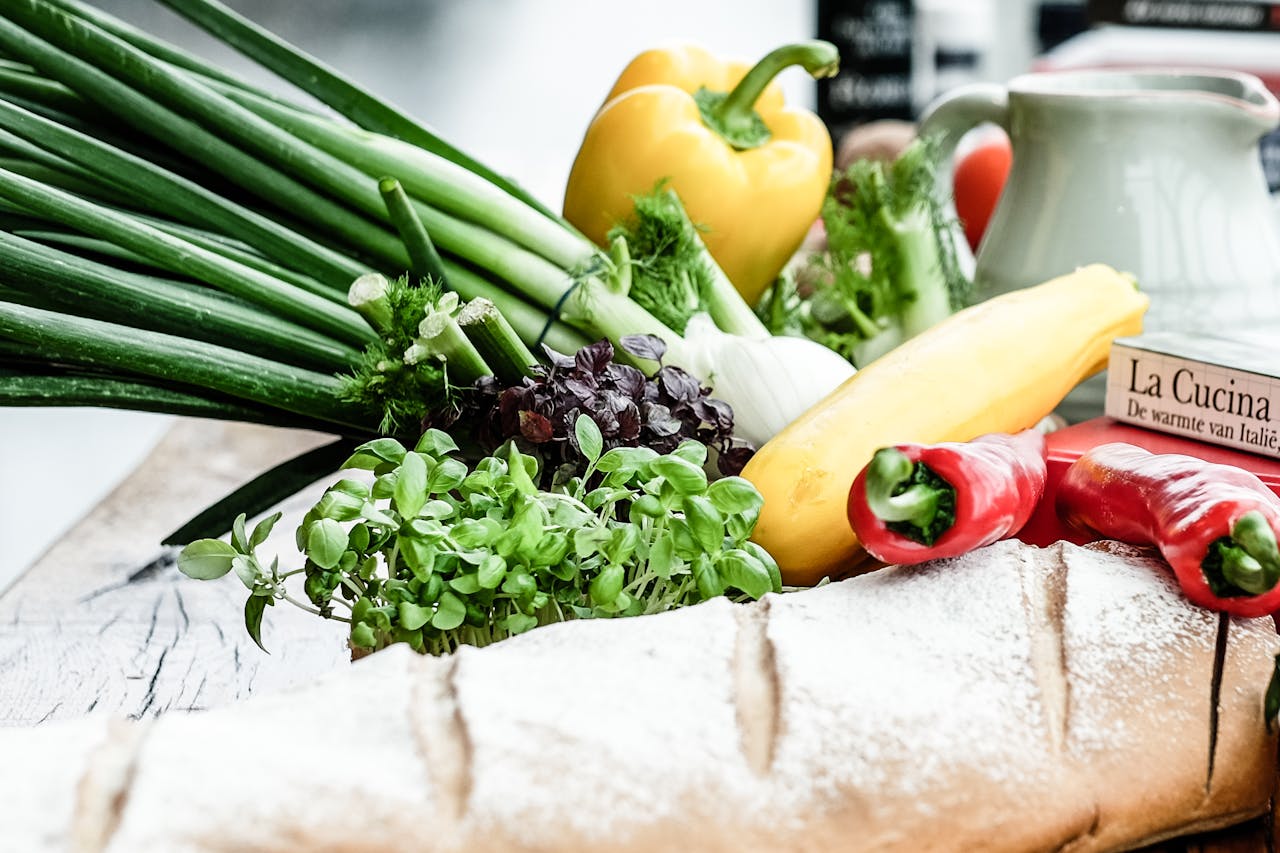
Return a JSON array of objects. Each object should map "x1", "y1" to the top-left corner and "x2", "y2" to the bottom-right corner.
[{"x1": 562, "y1": 42, "x2": 839, "y2": 307}]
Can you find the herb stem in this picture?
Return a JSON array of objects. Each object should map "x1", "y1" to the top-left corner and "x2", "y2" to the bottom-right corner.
[{"x1": 282, "y1": 592, "x2": 350, "y2": 622}]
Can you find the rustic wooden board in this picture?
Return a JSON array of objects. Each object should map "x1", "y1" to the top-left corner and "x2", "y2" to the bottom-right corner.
[{"x1": 0, "y1": 418, "x2": 349, "y2": 728}]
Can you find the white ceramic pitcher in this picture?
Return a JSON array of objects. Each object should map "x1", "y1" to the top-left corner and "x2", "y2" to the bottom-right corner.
[{"x1": 919, "y1": 69, "x2": 1280, "y2": 419}]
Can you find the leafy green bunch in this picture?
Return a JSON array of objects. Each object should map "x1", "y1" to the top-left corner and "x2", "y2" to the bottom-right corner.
[
  {"x1": 758, "y1": 138, "x2": 969, "y2": 368},
  {"x1": 179, "y1": 415, "x2": 781, "y2": 656}
]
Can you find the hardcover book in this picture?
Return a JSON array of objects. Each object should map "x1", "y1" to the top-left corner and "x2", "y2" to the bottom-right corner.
[
  {"x1": 1103, "y1": 331, "x2": 1280, "y2": 459},
  {"x1": 1087, "y1": 0, "x2": 1280, "y2": 33}
]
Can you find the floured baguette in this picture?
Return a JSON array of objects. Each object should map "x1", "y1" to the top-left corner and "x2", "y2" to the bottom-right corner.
[{"x1": 4, "y1": 539, "x2": 1277, "y2": 852}]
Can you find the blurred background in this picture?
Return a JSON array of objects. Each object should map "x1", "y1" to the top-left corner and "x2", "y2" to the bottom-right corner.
[{"x1": 3, "y1": 0, "x2": 1279, "y2": 590}]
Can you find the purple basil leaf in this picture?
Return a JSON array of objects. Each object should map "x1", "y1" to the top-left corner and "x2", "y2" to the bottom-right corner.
[
  {"x1": 593, "y1": 409, "x2": 620, "y2": 436},
  {"x1": 609, "y1": 364, "x2": 647, "y2": 399},
  {"x1": 617, "y1": 402, "x2": 642, "y2": 440},
  {"x1": 541, "y1": 344, "x2": 576, "y2": 371},
  {"x1": 599, "y1": 389, "x2": 631, "y2": 415},
  {"x1": 698, "y1": 397, "x2": 735, "y2": 431},
  {"x1": 642, "y1": 402, "x2": 683, "y2": 437},
  {"x1": 563, "y1": 377, "x2": 598, "y2": 401},
  {"x1": 519, "y1": 410, "x2": 554, "y2": 443},
  {"x1": 657, "y1": 367, "x2": 702, "y2": 405},
  {"x1": 575, "y1": 340, "x2": 615, "y2": 375},
  {"x1": 718, "y1": 445, "x2": 756, "y2": 476},
  {"x1": 619, "y1": 334, "x2": 666, "y2": 363}
]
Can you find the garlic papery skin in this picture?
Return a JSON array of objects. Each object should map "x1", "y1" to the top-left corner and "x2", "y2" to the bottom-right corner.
[{"x1": 680, "y1": 313, "x2": 857, "y2": 447}]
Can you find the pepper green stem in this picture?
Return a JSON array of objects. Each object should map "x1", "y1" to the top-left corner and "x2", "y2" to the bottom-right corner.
[
  {"x1": 864, "y1": 447, "x2": 940, "y2": 528},
  {"x1": 697, "y1": 40, "x2": 840, "y2": 151},
  {"x1": 1222, "y1": 510, "x2": 1280, "y2": 594}
]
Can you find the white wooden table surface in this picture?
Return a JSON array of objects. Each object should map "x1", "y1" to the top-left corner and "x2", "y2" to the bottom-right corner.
[{"x1": 0, "y1": 418, "x2": 350, "y2": 727}]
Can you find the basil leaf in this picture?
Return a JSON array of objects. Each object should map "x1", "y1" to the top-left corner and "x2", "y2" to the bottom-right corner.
[
  {"x1": 573, "y1": 527, "x2": 611, "y2": 559},
  {"x1": 451, "y1": 518, "x2": 502, "y2": 549},
  {"x1": 398, "y1": 601, "x2": 432, "y2": 631},
  {"x1": 343, "y1": 438, "x2": 407, "y2": 469},
  {"x1": 671, "y1": 439, "x2": 707, "y2": 467},
  {"x1": 706, "y1": 476, "x2": 764, "y2": 516},
  {"x1": 360, "y1": 502, "x2": 400, "y2": 529},
  {"x1": 427, "y1": 458, "x2": 469, "y2": 494},
  {"x1": 647, "y1": 534, "x2": 676, "y2": 579},
  {"x1": 371, "y1": 471, "x2": 397, "y2": 500},
  {"x1": 306, "y1": 518, "x2": 349, "y2": 570},
  {"x1": 574, "y1": 413, "x2": 603, "y2": 463},
  {"x1": 683, "y1": 495, "x2": 725, "y2": 553},
  {"x1": 630, "y1": 494, "x2": 664, "y2": 519},
  {"x1": 398, "y1": 535, "x2": 436, "y2": 581},
  {"x1": 743, "y1": 541, "x2": 783, "y2": 593},
  {"x1": 249, "y1": 511, "x2": 283, "y2": 550},
  {"x1": 244, "y1": 594, "x2": 270, "y2": 653},
  {"x1": 531, "y1": 533, "x2": 571, "y2": 569},
  {"x1": 231, "y1": 554, "x2": 261, "y2": 591},
  {"x1": 177, "y1": 539, "x2": 237, "y2": 580},
  {"x1": 395, "y1": 451, "x2": 429, "y2": 518},
  {"x1": 603, "y1": 525, "x2": 641, "y2": 565},
  {"x1": 692, "y1": 555, "x2": 724, "y2": 600},
  {"x1": 431, "y1": 591, "x2": 466, "y2": 630},
  {"x1": 415, "y1": 429, "x2": 459, "y2": 457},
  {"x1": 347, "y1": 522, "x2": 371, "y2": 554},
  {"x1": 315, "y1": 487, "x2": 365, "y2": 521},
  {"x1": 717, "y1": 549, "x2": 772, "y2": 600},
  {"x1": 231, "y1": 513, "x2": 249, "y2": 553},
  {"x1": 595, "y1": 445, "x2": 658, "y2": 474},
  {"x1": 349, "y1": 620, "x2": 377, "y2": 650},
  {"x1": 478, "y1": 554, "x2": 507, "y2": 589},
  {"x1": 650, "y1": 455, "x2": 707, "y2": 495},
  {"x1": 504, "y1": 612, "x2": 538, "y2": 635},
  {"x1": 449, "y1": 573, "x2": 482, "y2": 595},
  {"x1": 590, "y1": 564, "x2": 624, "y2": 607}
]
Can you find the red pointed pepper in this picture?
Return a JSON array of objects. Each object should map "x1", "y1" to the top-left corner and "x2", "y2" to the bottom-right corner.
[
  {"x1": 847, "y1": 430, "x2": 1048, "y2": 565},
  {"x1": 1056, "y1": 443, "x2": 1280, "y2": 618}
]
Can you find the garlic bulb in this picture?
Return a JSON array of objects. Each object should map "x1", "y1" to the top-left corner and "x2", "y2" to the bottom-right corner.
[{"x1": 680, "y1": 313, "x2": 857, "y2": 447}]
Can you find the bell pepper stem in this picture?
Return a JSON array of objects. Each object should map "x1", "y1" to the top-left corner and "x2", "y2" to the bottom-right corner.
[
  {"x1": 863, "y1": 447, "x2": 941, "y2": 528},
  {"x1": 1224, "y1": 510, "x2": 1280, "y2": 594},
  {"x1": 698, "y1": 41, "x2": 840, "y2": 151}
]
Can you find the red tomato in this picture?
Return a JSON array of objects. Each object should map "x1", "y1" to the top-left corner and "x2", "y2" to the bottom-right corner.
[{"x1": 953, "y1": 136, "x2": 1012, "y2": 252}]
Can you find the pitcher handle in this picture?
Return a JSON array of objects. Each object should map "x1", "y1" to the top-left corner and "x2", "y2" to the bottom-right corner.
[
  {"x1": 917, "y1": 83, "x2": 1010, "y2": 209},
  {"x1": 918, "y1": 85, "x2": 1009, "y2": 276}
]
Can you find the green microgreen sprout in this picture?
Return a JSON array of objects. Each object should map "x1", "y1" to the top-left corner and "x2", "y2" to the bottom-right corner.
[{"x1": 178, "y1": 414, "x2": 781, "y2": 656}]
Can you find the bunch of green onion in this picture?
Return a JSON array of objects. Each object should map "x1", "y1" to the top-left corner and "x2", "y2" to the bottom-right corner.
[{"x1": 0, "y1": 0, "x2": 769, "y2": 428}]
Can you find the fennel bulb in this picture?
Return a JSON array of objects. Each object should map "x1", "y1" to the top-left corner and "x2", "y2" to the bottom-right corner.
[{"x1": 681, "y1": 314, "x2": 856, "y2": 447}]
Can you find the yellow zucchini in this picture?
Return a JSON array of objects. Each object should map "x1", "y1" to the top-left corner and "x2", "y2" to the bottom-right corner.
[{"x1": 743, "y1": 264, "x2": 1149, "y2": 586}]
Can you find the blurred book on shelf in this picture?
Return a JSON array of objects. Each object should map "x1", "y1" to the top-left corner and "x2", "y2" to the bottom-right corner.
[
  {"x1": 1087, "y1": 0, "x2": 1280, "y2": 32},
  {"x1": 817, "y1": 0, "x2": 918, "y2": 138},
  {"x1": 816, "y1": 0, "x2": 1007, "y2": 137}
]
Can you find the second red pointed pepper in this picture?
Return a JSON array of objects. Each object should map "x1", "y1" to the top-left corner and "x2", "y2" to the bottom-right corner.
[{"x1": 1056, "y1": 442, "x2": 1280, "y2": 617}]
